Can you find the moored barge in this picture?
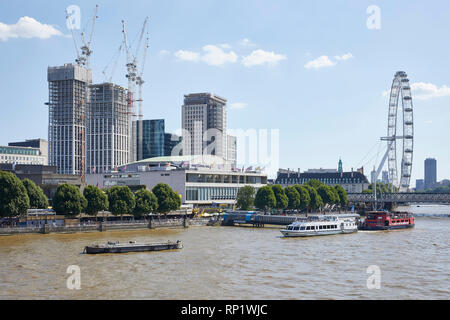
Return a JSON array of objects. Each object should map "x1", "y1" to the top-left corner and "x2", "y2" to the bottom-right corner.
[{"x1": 84, "y1": 240, "x2": 183, "y2": 254}]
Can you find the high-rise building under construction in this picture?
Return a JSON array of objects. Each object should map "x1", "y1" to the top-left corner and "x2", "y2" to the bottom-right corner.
[
  {"x1": 86, "y1": 83, "x2": 129, "y2": 174},
  {"x1": 47, "y1": 64, "x2": 92, "y2": 175}
]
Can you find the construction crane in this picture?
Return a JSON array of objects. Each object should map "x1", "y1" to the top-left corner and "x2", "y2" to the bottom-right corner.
[
  {"x1": 66, "y1": 4, "x2": 99, "y2": 69},
  {"x1": 121, "y1": 17, "x2": 149, "y2": 162},
  {"x1": 102, "y1": 41, "x2": 125, "y2": 83}
]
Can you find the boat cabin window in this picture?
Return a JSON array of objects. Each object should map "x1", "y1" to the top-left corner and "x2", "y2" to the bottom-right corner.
[
  {"x1": 300, "y1": 227, "x2": 306, "y2": 230},
  {"x1": 293, "y1": 226, "x2": 300, "y2": 231}
]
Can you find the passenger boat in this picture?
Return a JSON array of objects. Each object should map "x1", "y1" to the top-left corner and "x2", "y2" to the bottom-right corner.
[
  {"x1": 83, "y1": 240, "x2": 183, "y2": 254},
  {"x1": 280, "y1": 215, "x2": 358, "y2": 237},
  {"x1": 359, "y1": 211, "x2": 415, "y2": 231}
]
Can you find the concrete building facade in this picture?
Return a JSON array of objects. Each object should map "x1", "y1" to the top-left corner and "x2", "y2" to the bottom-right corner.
[
  {"x1": 424, "y1": 158, "x2": 437, "y2": 190},
  {"x1": 8, "y1": 139, "x2": 48, "y2": 165},
  {"x1": 275, "y1": 168, "x2": 370, "y2": 193},
  {"x1": 47, "y1": 64, "x2": 92, "y2": 175},
  {"x1": 85, "y1": 155, "x2": 267, "y2": 207},
  {"x1": 0, "y1": 145, "x2": 46, "y2": 166},
  {"x1": 86, "y1": 83, "x2": 129, "y2": 174},
  {"x1": 182, "y1": 93, "x2": 227, "y2": 158}
]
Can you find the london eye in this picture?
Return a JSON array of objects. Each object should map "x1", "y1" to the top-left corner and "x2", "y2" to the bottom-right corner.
[{"x1": 382, "y1": 71, "x2": 414, "y2": 192}]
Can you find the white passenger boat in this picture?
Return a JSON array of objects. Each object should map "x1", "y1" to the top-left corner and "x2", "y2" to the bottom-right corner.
[{"x1": 280, "y1": 215, "x2": 358, "y2": 237}]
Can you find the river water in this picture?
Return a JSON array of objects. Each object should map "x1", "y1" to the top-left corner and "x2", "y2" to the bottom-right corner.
[{"x1": 1, "y1": 205, "x2": 449, "y2": 300}]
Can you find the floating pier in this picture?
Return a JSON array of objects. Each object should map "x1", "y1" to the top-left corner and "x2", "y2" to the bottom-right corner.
[{"x1": 222, "y1": 211, "x2": 360, "y2": 228}]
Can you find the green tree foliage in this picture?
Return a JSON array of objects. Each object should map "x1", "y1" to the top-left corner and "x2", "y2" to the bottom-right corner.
[
  {"x1": 152, "y1": 183, "x2": 181, "y2": 214},
  {"x1": 364, "y1": 182, "x2": 398, "y2": 196},
  {"x1": 52, "y1": 184, "x2": 87, "y2": 216},
  {"x1": 134, "y1": 188, "x2": 158, "y2": 218},
  {"x1": 334, "y1": 185, "x2": 348, "y2": 207},
  {"x1": 284, "y1": 186, "x2": 300, "y2": 211},
  {"x1": 293, "y1": 184, "x2": 310, "y2": 210},
  {"x1": 303, "y1": 184, "x2": 323, "y2": 211},
  {"x1": 22, "y1": 179, "x2": 48, "y2": 209},
  {"x1": 305, "y1": 179, "x2": 324, "y2": 189},
  {"x1": 421, "y1": 182, "x2": 450, "y2": 193},
  {"x1": 83, "y1": 185, "x2": 108, "y2": 218},
  {"x1": 236, "y1": 186, "x2": 255, "y2": 210},
  {"x1": 271, "y1": 184, "x2": 288, "y2": 210},
  {"x1": 316, "y1": 185, "x2": 337, "y2": 206},
  {"x1": 107, "y1": 186, "x2": 136, "y2": 220},
  {"x1": 0, "y1": 171, "x2": 30, "y2": 217},
  {"x1": 255, "y1": 186, "x2": 276, "y2": 212}
]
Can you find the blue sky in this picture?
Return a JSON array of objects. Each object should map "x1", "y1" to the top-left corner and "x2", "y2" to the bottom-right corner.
[{"x1": 0, "y1": 0, "x2": 449, "y2": 183}]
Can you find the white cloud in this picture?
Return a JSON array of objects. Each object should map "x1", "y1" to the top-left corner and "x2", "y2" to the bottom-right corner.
[
  {"x1": 175, "y1": 45, "x2": 237, "y2": 66},
  {"x1": 304, "y1": 55, "x2": 336, "y2": 69},
  {"x1": 382, "y1": 82, "x2": 450, "y2": 100},
  {"x1": 200, "y1": 45, "x2": 238, "y2": 66},
  {"x1": 174, "y1": 50, "x2": 200, "y2": 62},
  {"x1": 334, "y1": 53, "x2": 354, "y2": 61},
  {"x1": 239, "y1": 38, "x2": 255, "y2": 47},
  {"x1": 241, "y1": 49, "x2": 287, "y2": 67},
  {"x1": 159, "y1": 49, "x2": 170, "y2": 55},
  {"x1": 0, "y1": 16, "x2": 63, "y2": 41},
  {"x1": 410, "y1": 82, "x2": 450, "y2": 100},
  {"x1": 230, "y1": 102, "x2": 248, "y2": 110},
  {"x1": 219, "y1": 43, "x2": 231, "y2": 49}
]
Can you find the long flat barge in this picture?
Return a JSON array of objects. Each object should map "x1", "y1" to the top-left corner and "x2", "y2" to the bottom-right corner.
[{"x1": 84, "y1": 240, "x2": 183, "y2": 254}]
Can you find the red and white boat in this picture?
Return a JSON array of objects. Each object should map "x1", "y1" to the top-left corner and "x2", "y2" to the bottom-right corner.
[{"x1": 359, "y1": 211, "x2": 415, "y2": 231}]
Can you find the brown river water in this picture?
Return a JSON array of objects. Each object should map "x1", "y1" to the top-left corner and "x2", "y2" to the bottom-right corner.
[{"x1": 0, "y1": 205, "x2": 449, "y2": 300}]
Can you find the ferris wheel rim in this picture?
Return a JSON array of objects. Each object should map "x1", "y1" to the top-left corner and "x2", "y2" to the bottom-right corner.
[{"x1": 386, "y1": 71, "x2": 414, "y2": 192}]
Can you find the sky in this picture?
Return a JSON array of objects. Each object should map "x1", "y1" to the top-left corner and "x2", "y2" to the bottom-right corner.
[{"x1": 0, "y1": 0, "x2": 449, "y2": 183}]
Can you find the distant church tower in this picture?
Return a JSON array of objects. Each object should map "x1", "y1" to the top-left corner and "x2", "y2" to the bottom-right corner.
[{"x1": 338, "y1": 158, "x2": 343, "y2": 173}]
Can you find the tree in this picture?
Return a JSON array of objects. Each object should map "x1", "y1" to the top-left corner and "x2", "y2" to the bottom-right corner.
[
  {"x1": 107, "y1": 186, "x2": 135, "y2": 220},
  {"x1": 134, "y1": 188, "x2": 158, "y2": 219},
  {"x1": 334, "y1": 185, "x2": 348, "y2": 209},
  {"x1": 303, "y1": 184, "x2": 323, "y2": 211},
  {"x1": 305, "y1": 179, "x2": 324, "y2": 189},
  {"x1": 254, "y1": 186, "x2": 276, "y2": 213},
  {"x1": 152, "y1": 183, "x2": 181, "y2": 215},
  {"x1": 271, "y1": 184, "x2": 288, "y2": 211},
  {"x1": 364, "y1": 182, "x2": 398, "y2": 197},
  {"x1": 52, "y1": 184, "x2": 87, "y2": 217},
  {"x1": 284, "y1": 186, "x2": 300, "y2": 212},
  {"x1": 83, "y1": 185, "x2": 109, "y2": 220},
  {"x1": 293, "y1": 184, "x2": 310, "y2": 211},
  {"x1": 236, "y1": 186, "x2": 255, "y2": 210},
  {"x1": 317, "y1": 185, "x2": 339, "y2": 207},
  {"x1": 22, "y1": 179, "x2": 48, "y2": 209},
  {"x1": 0, "y1": 171, "x2": 30, "y2": 219}
]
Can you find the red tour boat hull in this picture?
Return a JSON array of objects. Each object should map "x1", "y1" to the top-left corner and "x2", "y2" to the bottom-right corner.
[{"x1": 359, "y1": 211, "x2": 415, "y2": 231}]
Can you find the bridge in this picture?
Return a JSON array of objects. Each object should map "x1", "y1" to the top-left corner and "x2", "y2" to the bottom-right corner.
[{"x1": 347, "y1": 193, "x2": 450, "y2": 203}]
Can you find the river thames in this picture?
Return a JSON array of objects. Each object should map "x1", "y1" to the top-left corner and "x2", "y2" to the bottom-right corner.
[{"x1": 1, "y1": 205, "x2": 449, "y2": 300}]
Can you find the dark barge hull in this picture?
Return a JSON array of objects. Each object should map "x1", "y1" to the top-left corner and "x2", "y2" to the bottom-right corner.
[
  {"x1": 359, "y1": 224, "x2": 415, "y2": 231},
  {"x1": 84, "y1": 242, "x2": 183, "y2": 254}
]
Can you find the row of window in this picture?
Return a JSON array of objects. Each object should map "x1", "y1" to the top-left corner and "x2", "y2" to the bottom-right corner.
[
  {"x1": 186, "y1": 187, "x2": 239, "y2": 201},
  {"x1": 279, "y1": 178, "x2": 363, "y2": 184},
  {"x1": 287, "y1": 224, "x2": 339, "y2": 231},
  {"x1": 0, "y1": 147, "x2": 40, "y2": 155}
]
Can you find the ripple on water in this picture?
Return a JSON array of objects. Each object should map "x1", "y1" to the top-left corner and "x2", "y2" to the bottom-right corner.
[{"x1": 0, "y1": 216, "x2": 450, "y2": 299}]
